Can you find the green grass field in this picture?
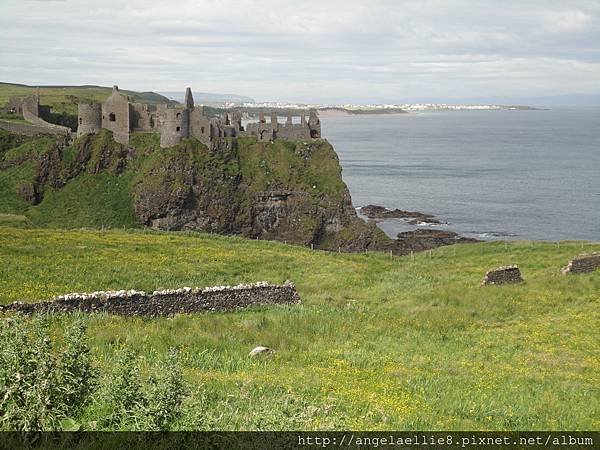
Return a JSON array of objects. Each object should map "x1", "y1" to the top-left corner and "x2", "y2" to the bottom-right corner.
[
  {"x1": 0, "y1": 82, "x2": 173, "y2": 116},
  {"x1": 1, "y1": 226, "x2": 598, "y2": 430}
]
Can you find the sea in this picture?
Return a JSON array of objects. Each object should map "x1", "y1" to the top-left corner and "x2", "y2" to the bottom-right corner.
[{"x1": 320, "y1": 108, "x2": 600, "y2": 242}]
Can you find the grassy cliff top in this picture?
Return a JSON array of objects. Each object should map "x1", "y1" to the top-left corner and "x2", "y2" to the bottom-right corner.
[
  {"x1": 0, "y1": 82, "x2": 174, "y2": 115},
  {"x1": 0, "y1": 225, "x2": 599, "y2": 430}
]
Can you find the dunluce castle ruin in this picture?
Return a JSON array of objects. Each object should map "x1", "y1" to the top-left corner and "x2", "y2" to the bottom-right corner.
[{"x1": 0, "y1": 86, "x2": 321, "y2": 147}]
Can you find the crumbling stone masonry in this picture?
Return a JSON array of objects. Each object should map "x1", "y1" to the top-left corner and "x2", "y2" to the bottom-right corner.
[
  {"x1": 561, "y1": 253, "x2": 600, "y2": 275},
  {"x1": 245, "y1": 110, "x2": 321, "y2": 141},
  {"x1": 2, "y1": 86, "x2": 323, "y2": 148},
  {"x1": 481, "y1": 265, "x2": 523, "y2": 286},
  {"x1": 0, "y1": 281, "x2": 300, "y2": 317},
  {"x1": 0, "y1": 94, "x2": 71, "y2": 138},
  {"x1": 0, "y1": 119, "x2": 69, "y2": 140},
  {"x1": 76, "y1": 85, "x2": 322, "y2": 148}
]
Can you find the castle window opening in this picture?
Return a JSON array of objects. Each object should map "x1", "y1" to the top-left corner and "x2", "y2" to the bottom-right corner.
[
  {"x1": 79, "y1": 118, "x2": 82, "y2": 125},
  {"x1": 176, "y1": 112, "x2": 181, "y2": 119},
  {"x1": 310, "y1": 129, "x2": 319, "y2": 138},
  {"x1": 176, "y1": 126, "x2": 181, "y2": 132},
  {"x1": 201, "y1": 126, "x2": 205, "y2": 133},
  {"x1": 109, "y1": 113, "x2": 116, "y2": 122}
]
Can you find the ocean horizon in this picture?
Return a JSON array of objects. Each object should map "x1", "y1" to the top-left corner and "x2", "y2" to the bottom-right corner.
[{"x1": 321, "y1": 108, "x2": 600, "y2": 242}]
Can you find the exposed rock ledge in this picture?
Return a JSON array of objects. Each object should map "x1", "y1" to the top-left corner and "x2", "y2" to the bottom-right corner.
[
  {"x1": 394, "y1": 229, "x2": 477, "y2": 253},
  {"x1": 359, "y1": 204, "x2": 443, "y2": 225}
]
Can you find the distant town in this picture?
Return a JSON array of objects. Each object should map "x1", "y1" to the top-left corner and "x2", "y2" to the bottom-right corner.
[
  {"x1": 236, "y1": 102, "x2": 537, "y2": 112},
  {"x1": 160, "y1": 92, "x2": 538, "y2": 113}
]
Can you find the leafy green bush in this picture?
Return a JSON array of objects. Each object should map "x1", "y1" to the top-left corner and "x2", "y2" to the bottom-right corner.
[
  {"x1": 56, "y1": 319, "x2": 99, "y2": 415},
  {"x1": 0, "y1": 316, "x2": 187, "y2": 431},
  {"x1": 0, "y1": 315, "x2": 97, "y2": 430},
  {"x1": 98, "y1": 348, "x2": 186, "y2": 431},
  {"x1": 143, "y1": 349, "x2": 185, "y2": 430},
  {"x1": 99, "y1": 348, "x2": 143, "y2": 428}
]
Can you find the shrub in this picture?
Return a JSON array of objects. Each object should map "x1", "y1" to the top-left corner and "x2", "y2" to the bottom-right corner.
[
  {"x1": 98, "y1": 347, "x2": 186, "y2": 430},
  {"x1": 0, "y1": 315, "x2": 97, "y2": 430},
  {"x1": 142, "y1": 349, "x2": 185, "y2": 430},
  {"x1": 99, "y1": 348, "x2": 143, "y2": 429},
  {"x1": 55, "y1": 317, "x2": 98, "y2": 414},
  {"x1": 0, "y1": 315, "x2": 187, "y2": 431}
]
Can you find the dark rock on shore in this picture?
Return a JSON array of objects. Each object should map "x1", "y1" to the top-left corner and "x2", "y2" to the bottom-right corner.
[
  {"x1": 394, "y1": 229, "x2": 478, "y2": 253},
  {"x1": 360, "y1": 204, "x2": 442, "y2": 224}
]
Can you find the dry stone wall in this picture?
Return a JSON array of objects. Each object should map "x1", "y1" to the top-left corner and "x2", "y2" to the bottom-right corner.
[
  {"x1": 0, "y1": 281, "x2": 300, "y2": 317},
  {"x1": 561, "y1": 253, "x2": 600, "y2": 275},
  {"x1": 481, "y1": 265, "x2": 523, "y2": 286}
]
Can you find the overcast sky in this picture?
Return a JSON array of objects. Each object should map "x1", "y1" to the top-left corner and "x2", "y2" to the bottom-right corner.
[{"x1": 1, "y1": 0, "x2": 599, "y2": 104}]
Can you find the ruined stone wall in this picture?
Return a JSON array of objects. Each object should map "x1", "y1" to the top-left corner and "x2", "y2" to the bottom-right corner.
[
  {"x1": 77, "y1": 102, "x2": 102, "y2": 137},
  {"x1": 245, "y1": 111, "x2": 320, "y2": 141},
  {"x1": 101, "y1": 86, "x2": 130, "y2": 145},
  {"x1": 481, "y1": 265, "x2": 523, "y2": 286},
  {"x1": 561, "y1": 253, "x2": 600, "y2": 275},
  {"x1": 22, "y1": 109, "x2": 72, "y2": 136},
  {"x1": 308, "y1": 110, "x2": 321, "y2": 138},
  {"x1": 21, "y1": 96, "x2": 39, "y2": 117},
  {"x1": 0, "y1": 119, "x2": 70, "y2": 138},
  {"x1": 277, "y1": 123, "x2": 312, "y2": 140},
  {"x1": 131, "y1": 103, "x2": 157, "y2": 132},
  {"x1": 7, "y1": 97, "x2": 23, "y2": 114},
  {"x1": 158, "y1": 104, "x2": 189, "y2": 148},
  {"x1": 72, "y1": 86, "x2": 322, "y2": 147},
  {"x1": 189, "y1": 107, "x2": 211, "y2": 145},
  {"x1": 245, "y1": 122, "x2": 274, "y2": 141},
  {"x1": 0, "y1": 281, "x2": 300, "y2": 317},
  {"x1": 6, "y1": 96, "x2": 49, "y2": 119}
]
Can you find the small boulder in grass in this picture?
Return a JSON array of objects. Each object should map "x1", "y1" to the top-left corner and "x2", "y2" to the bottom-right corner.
[
  {"x1": 481, "y1": 265, "x2": 523, "y2": 286},
  {"x1": 249, "y1": 346, "x2": 274, "y2": 357}
]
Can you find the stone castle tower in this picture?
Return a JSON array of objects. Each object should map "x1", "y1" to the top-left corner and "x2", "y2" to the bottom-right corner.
[{"x1": 77, "y1": 102, "x2": 102, "y2": 136}]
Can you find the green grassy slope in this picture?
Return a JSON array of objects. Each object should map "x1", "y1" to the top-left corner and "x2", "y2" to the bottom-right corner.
[
  {"x1": 1, "y1": 226, "x2": 598, "y2": 430},
  {"x1": 26, "y1": 172, "x2": 138, "y2": 229},
  {"x1": 0, "y1": 82, "x2": 174, "y2": 115},
  {"x1": 0, "y1": 130, "x2": 138, "y2": 228}
]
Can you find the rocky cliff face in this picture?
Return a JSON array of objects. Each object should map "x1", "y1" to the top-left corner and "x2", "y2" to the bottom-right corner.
[
  {"x1": 0, "y1": 129, "x2": 475, "y2": 254},
  {"x1": 130, "y1": 136, "x2": 375, "y2": 250}
]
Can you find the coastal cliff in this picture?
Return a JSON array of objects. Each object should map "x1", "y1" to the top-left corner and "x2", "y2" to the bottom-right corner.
[{"x1": 0, "y1": 128, "x2": 473, "y2": 253}]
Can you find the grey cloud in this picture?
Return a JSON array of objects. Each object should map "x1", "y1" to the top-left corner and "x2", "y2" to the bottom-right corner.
[{"x1": 0, "y1": 0, "x2": 599, "y2": 103}]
